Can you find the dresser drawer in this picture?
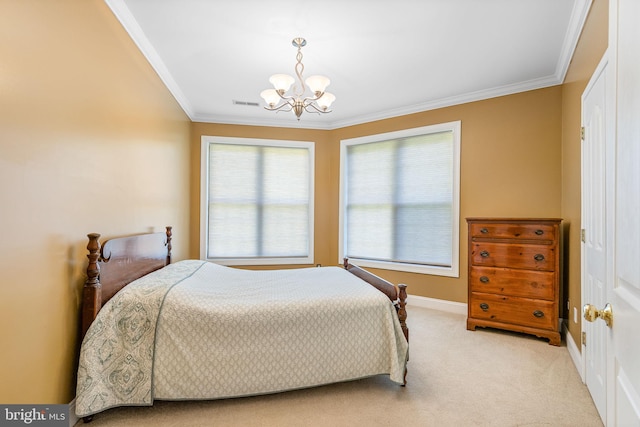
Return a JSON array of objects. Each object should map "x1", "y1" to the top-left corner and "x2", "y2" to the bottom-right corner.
[
  {"x1": 470, "y1": 242, "x2": 556, "y2": 271},
  {"x1": 469, "y1": 266, "x2": 555, "y2": 300},
  {"x1": 469, "y1": 222, "x2": 557, "y2": 241},
  {"x1": 469, "y1": 292, "x2": 556, "y2": 330}
]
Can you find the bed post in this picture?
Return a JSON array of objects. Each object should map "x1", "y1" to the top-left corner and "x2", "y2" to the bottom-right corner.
[
  {"x1": 342, "y1": 258, "x2": 409, "y2": 384},
  {"x1": 165, "y1": 226, "x2": 172, "y2": 265},
  {"x1": 397, "y1": 284, "x2": 409, "y2": 343},
  {"x1": 397, "y1": 283, "x2": 409, "y2": 386},
  {"x1": 81, "y1": 233, "x2": 102, "y2": 340}
]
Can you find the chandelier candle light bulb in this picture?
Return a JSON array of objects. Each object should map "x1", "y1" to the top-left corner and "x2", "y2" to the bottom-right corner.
[{"x1": 260, "y1": 37, "x2": 335, "y2": 120}]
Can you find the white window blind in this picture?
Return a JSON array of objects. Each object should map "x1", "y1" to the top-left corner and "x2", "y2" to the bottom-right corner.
[
  {"x1": 201, "y1": 137, "x2": 314, "y2": 265},
  {"x1": 340, "y1": 122, "x2": 460, "y2": 277}
]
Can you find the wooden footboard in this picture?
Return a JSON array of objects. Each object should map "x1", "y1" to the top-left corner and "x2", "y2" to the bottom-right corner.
[
  {"x1": 343, "y1": 258, "x2": 409, "y2": 384},
  {"x1": 343, "y1": 258, "x2": 408, "y2": 342}
]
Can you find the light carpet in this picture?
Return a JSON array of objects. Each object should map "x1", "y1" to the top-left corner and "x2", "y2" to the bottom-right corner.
[{"x1": 76, "y1": 306, "x2": 602, "y2": 427}]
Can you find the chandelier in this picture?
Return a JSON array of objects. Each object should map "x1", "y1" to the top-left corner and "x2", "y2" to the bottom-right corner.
[{"x1": 260, "y1": 37, "x2": 335, "y2": 120}]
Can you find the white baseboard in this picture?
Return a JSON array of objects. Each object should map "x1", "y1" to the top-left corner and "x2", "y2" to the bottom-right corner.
[
  {"x1": 407, "y1": 294, "x2": 467, "y2": 315},
  {"x1": 564, "y1": 321, "x2": 585, "y2": 382},
  {"x1": 69, "y1": 398, "x2": 79, "y2": 427}
]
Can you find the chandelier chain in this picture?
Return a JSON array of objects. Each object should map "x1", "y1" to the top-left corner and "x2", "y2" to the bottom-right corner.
[{"x1": 294, "y1": 46, "x2": 305, "y2": 98}]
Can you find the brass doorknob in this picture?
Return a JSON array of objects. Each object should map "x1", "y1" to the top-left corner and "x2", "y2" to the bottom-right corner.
[{"x1": 583, "y1": 303, "x2": 613, "y2": 327}]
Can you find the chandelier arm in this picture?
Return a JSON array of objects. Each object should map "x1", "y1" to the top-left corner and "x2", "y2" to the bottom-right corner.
[
  {"x1": 303, "y1": 102, "x2": 332, "y2": 114},
  {"x1": 301, "y1": 92, "x2": 325, "y2": 103},
  {"x1": 264, "y1": 100, "x2": 294, "y2": 112},
  {"x1": 265, "y1": 92, "x2": 296, "y2": 111},
  {"x1": 274, "y1": 107, "x2": 293, "y2": 114},
  {"x1": 275, "y1": 91, "x2": 296, "y2": 103}
]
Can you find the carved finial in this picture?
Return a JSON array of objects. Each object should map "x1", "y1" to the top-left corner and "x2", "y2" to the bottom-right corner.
[
  {"x1": 397, "y1": 283, "x2": 409, "y2": 343},
  {"x1": 82, "y1": 233, "x2": 102, "y2": 339},
  {"x1": 86, "y1": 233, "x2": 101, "y2": 285},
  {"x1": 397, "y1": 283, "x2": 409, "y2": 386},
  {"x1": 165, "y1": 226, "x2": 172, "y2": 265}
]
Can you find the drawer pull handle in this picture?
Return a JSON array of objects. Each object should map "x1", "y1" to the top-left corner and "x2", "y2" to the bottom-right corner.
[
  {"x1": 534, "y1": 254, "x2": 545, "y2": 261},
  {"x1": 480, "y1": 250, "x2": 490, "y2": 258},
  {"x1": 535, "y1": 229, "x2": 544, "y2": 235},
  {"x1": 480, "y1": 228, "x2": 489, "y2": 234},
  {"x1": 479, "y1": 276, "x2": 489, "y2": 283},
  {"x1": 480, "y1": 303, "x2": 489, "y2": 312},
  {"x1": 533, "y1": 310, "x2": 545, "y2": 318}
]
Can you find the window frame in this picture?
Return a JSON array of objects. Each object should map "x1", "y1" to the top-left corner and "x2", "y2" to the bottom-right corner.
[
  {"x1": 200, "y1": 136, "x2": 315, "y2": 266},
  {"x1": 338, "y1": 121, "x2": 461, "y2": 277}
]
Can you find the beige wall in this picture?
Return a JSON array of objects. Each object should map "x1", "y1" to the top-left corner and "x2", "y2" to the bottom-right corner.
[
  {"x1": 191, "y1": 86, "x2": 563, "y2": 303},
  {"x1": 0, "y1": 1, "x2": 191, "y2": 404},
  {"x1": 561, "y1": 0, "x2": 608, "y2": 347}
]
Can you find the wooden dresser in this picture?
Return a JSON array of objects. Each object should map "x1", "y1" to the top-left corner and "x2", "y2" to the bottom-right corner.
[{"x1": 466, "y1": 218, "x2": 562, "y2": 345}]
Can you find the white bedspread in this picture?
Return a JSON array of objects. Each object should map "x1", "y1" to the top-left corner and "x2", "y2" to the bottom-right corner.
[{"x1": 76, "y1": 260, "x2": 408, "y2": 417}]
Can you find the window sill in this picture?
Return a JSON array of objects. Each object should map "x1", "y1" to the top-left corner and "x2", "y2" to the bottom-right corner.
[
  {"x1": 342, "y1": 257, "x2": 459, "y2": 278},
  {"x1": 205, "y1": 256, "x2": 314, "y2": 266}
]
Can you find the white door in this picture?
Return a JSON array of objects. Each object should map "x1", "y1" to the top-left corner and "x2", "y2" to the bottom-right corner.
[
  {"x1": 583, "y1": 1, "x2": 640, "y2": 425},
  {"x1": 581, "y1": 53, "x2": 610, "y2": 423},
  {"x1": 607, "y1": 0, "x2": 640, "y2": 424}
]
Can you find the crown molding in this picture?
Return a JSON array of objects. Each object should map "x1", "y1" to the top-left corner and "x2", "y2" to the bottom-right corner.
[
  {"x1": 105, "y1": 0, "x2": 593, "y2": 131},
  {"x1": 105, "y1": 0, "x2": 195, "y2": 118}
]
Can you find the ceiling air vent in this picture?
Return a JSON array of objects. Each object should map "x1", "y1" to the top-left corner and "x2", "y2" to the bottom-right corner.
[{"x1": 232, "y1": 100, "x2": 260, "y2": 107}]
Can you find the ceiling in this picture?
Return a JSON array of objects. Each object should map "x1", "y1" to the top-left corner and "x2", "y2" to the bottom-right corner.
[{"x1": 106, "y1": 0, "x2": 592, "y2": 130}]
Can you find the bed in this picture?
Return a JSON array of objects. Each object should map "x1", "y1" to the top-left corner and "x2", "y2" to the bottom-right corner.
[{"x1": 76, "y1": 227, "x2": 409, "y2": 421}]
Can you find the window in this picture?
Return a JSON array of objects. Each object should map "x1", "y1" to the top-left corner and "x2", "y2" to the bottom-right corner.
[
  {"x1": 339, "y1": 121, "x2": 460, "y2": 277},
  {"x1": 201, "y1": 136, "x2": 314, "y2": 265}
]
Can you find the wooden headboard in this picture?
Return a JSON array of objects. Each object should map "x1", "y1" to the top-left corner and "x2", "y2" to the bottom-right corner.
[{"x1": 81, "y1": 226, "x2": 172, "y2": 339}]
